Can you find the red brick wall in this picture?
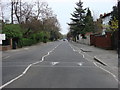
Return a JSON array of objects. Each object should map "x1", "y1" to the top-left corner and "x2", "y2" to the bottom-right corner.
[
  {"x1": 0, "y1": 45, "x2": 12, "y2": 51},
  {"x1": 90, "y1": 32, "x2": 112, "y2": 49},
  {"x1": 90, "y1": 35, "x2": 95, "y2": 45}
]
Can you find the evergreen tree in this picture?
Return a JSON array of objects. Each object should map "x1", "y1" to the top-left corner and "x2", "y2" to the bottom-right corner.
[
  {"x1": 84, "y1": 8, "x2": 94, "y2": 33},
  {"x1": 111, "y1": 6, "x2": 118, "y2": 20},
  {"x1": 68, "y1": 0, "x2": 86, "y2": 39}
]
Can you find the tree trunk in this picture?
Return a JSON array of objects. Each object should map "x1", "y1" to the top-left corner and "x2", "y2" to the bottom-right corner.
[{"x1": 11, "y1": 1, "x2": 14, "y2": 24}]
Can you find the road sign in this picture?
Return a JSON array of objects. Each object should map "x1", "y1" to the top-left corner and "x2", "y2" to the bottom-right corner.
[{"x1": 0, "y1": 34, "x2": 6, "y2": 44}]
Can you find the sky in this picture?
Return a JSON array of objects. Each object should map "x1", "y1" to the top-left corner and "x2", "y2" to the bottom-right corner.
[
  {"x1": 46, "y1": 0, "x2": 117, "y2": 35},
  {"x1": 1, "y1": 0, "x2": 117, "y2": 35}
]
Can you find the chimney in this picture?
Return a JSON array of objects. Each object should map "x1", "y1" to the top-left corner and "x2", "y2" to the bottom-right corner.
[
  {"x1": 104, "y1": 13, "x2": 106, "y2": 16},
  {"x1": 100, "y1": 14, "x2": 103, "y2": 18}
]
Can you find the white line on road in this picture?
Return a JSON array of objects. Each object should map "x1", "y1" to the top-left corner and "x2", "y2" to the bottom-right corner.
[
  {"x1": 51, "y1": 62, "x2": 59, "y2": 66},
  {"x1": 78, "y1": 62, "x2": 83, "y2": 66},
  {"x1": 0, "y1": 43, "x2": 61, "y2": 89},
  {"x1": 69, "y1": 44, "x2": 85, "y2": 59},
  {"x1": 93, "y1": 62, "x2": 119, "y2": 83},
  {"x1": 3, "y1": 56, "x2": 10, "y2": 59}
]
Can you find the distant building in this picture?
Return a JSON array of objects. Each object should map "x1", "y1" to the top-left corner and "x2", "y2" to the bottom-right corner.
[{"x1": 5, "y1": 19, "x2": 10, "y2": 24}]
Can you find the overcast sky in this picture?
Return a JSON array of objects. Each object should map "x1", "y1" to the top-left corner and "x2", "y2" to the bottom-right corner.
[
  {"x1": 47, "y1": 0, "x2": 117, "y2": 34},
  {"x1": 1, "y1": 0, "x2": 117, "y2": 34}
]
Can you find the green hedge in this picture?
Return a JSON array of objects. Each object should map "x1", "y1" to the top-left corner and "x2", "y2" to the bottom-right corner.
[
  {"x1": 3, "y1": 24, "x2": 22, "y2": 39},
  {"x1": 19, "y1": 32, "x2": 50, "y2": 47},
  {"x1": 3, "y1": 24, "x2": 51, "y2": 47}
]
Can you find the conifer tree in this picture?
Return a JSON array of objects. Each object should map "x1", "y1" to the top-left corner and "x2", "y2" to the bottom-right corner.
[
  {"x1": 84, "y1": 8, "x2": 94, "y2": 33},
  {"x1": 68, "y1": 0, "x2": 86, "y2": 39}
]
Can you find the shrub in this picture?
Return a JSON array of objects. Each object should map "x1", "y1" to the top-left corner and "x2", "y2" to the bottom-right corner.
[
  {"x1": 19, "y1": 38, "x2": 34, "y2": 46},
  {"x1": 3, "y1": 24, "x2": 22, "y2": 39}
]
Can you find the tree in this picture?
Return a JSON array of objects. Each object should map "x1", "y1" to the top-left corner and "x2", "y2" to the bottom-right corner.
[
  {"x1": 3, "y1": 24, "x2": 22, "y2": 39},
  {"x1": 11, "y1": 0, "x2": 14, "y2": 24},
  {"x1": 3, "y1": 1, "x2": 62, "y2": 45},
  {"x1": 84, "y1": 8, "x2": 94, "y2": 33},
  {"x1": 68, "y1": 0, "x2": 86, "y2": 40},
  {"x1": 108, "y1": 17, "x2": 118, "y2": 32},
  {"x1": 70, "y1": 0, "x2": 85, "y2": 34},
  {"x1": 109, "y1": 5, "x2": 118, "y2": 31},
  {"x1": 68, "y1": 0, "x2": 95, "y2": 40},
  {"x1": 111, "y1": 6, "x2": 118, "y2": 20}
]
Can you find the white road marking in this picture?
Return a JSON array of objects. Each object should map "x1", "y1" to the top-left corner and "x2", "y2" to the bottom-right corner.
[
  {"x1": 69, "y1": 43, "x2": 118, "y2": 83},
  {"x1": 69, "y1": 44, "x2": 85, "y2": 59},
  {"x1": 22, "y1": 64, "x2": 32, "y2": 74},
  {"x1": 0, "y1": 43, "x2": 61, "y2": 89},
  {"x1": 51, "y1": 62, "x2": 59, "y2": 66},
  {"x1": 3, "y1": 48, "x2": 30, "y2": 60},
  {"x1": 3, "y1": 56, "x2": 10, "y2": 59},
  {"x1": 93, "y1": 62, "x2": 119, "y2": 83},
  {"x1": 78, "y1": 62, "x2": 83, "y2": 66}
]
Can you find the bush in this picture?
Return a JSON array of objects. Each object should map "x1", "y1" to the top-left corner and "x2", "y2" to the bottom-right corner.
[
  {"x1": 30, "y1": 31, "x2": 50, "y2": 43},
  {"x1": 3, "y1": 24, "x2": 51, "y2": 47},
  {"x1": 19, "y1": 31, "x2": 50, "y2": 47},
  {"x1": 3, "y1": 24, "x2": 22, "y2": 39},
  {"x1": 19, "y1": 38, "x2": 34, "y2": 46}
]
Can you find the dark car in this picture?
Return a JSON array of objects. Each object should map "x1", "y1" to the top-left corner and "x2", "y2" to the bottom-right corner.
[{"x1": 63, "y1": 39, "x2": 66, "y2": 41}]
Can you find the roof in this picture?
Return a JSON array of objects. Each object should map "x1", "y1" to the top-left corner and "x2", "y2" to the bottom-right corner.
[{"x1": 101, "y1": 13, "x2": 111, "y2": 19}]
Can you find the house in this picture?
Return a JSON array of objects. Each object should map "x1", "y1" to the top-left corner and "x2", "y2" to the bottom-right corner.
[
  {"x1": 90, "y1": 12, "x2": 113, "y2": 49},
  {"x1": 76, "y1": 32, "x2": 93, "y2": 45},
  {"x1": 101, "y1": 13, "x2": 111, "y2": 35}
]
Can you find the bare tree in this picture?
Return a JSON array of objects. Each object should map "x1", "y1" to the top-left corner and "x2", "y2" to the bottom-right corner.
[
  {"x1": 21, "y1": 2, "x2": 34, "y2": 23},
  {"x1": 34, "y1": 1, "x2": 53, "y2": 20},
  {"x1": 11, "y1": 1, "x2": 14, "y2": 24}
]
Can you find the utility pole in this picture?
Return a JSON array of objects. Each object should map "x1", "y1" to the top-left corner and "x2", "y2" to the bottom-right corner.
[
  {"x1": 0, "y1": 1, "x2": 2, "y2": 34},
  {"x1": 118, "y1": 0, "x2": 120, "y2": 58}
]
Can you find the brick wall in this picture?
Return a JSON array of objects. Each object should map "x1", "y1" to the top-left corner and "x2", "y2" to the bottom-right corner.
[
  {"x1": 90, "y1": 35, "x2": 95, "y2": 45},
  {"x1": 0, "y1": 45, "x2": 12, "y2": 51},
  {"x1": 0, "y1": 39, "x2": 13, "y2": 51},
  {"x1": 90, "y1": 32, "x2": 112, "y2": 49}
]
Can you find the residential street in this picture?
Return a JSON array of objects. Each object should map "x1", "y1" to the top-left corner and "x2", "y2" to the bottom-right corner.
[{"x1": 1, "y1": 41, "x2": 118, "y2": 88}]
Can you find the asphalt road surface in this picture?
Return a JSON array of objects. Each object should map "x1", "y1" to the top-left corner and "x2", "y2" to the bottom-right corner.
[{"x1": 2, "y1": 41, "x2": 118, "y2": 88}]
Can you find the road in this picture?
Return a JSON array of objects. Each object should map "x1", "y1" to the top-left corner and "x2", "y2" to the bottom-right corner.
[{"x1": 1, "y1": 41, "x2": 118, "y2": 88}]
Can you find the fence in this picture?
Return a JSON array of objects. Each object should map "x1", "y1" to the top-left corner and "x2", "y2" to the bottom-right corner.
[{"x1": 90, "y1": 32, "x2": 112, "y2": 49}]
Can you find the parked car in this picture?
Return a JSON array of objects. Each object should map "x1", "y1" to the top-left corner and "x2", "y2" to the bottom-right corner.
[{"x1": 63, "y1": 39, "x2": 66, "y2": 41}]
